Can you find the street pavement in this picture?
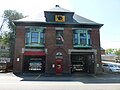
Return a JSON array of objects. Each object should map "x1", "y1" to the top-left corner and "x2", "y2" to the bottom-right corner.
[
  {"x1": 0, "y1": 72, "x2": 120, "y2": 90},
  {"x1": 14, "y1": 72, "x2": 120, "y2": 83}
]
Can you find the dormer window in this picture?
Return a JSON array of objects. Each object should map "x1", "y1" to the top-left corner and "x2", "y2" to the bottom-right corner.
[{"x1": 55, "y1": 15, "x2": 65, "y2": 22}]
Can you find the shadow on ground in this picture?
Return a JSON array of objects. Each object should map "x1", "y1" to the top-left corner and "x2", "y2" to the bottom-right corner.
[{"x1": 14, "y1": 72, "x2": 120, "y2": 84}]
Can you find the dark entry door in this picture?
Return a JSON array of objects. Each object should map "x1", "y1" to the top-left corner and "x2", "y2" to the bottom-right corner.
[{"x1": 56, "y1": 59, "x2": 62, "y2": 75}]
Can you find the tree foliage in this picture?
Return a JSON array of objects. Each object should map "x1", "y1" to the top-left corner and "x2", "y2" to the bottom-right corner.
[
  {"x1": 115, "y1": 49, "x2": 120, "y2": 56},
  {"x1": 2, "y1": 32, "x2": 10, "y2": 45},
  {"x1": 0, "y1": 32, "x2": 10, "y2": 58},
  {"x1": 2, "y1": 10, "x2": 24, "y2": 59},
  {"x1": 3, "y1": 10, "x2": 24, "y2": 31},
  {"x1": 0, "y1": 36, "x2": 2, "y2": 42},
  {"x1": 0, "y1": 32, "x2": 9, "y2": 45},
  {"x1": 105, "y1": 48, "x2": 115, "y2": 54},
  {"x1": 105, "y1": 48, "x2": 120, "y2": 59}
]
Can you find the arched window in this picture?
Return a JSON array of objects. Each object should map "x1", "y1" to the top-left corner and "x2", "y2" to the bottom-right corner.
[{"x1": 56, "y1": 52, "x2": 63, "y2": 59}]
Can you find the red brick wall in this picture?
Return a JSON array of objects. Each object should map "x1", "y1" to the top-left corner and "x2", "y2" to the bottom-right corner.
[
  {"x1": 45, "y1": 27, "x2": 55, "y2": 73},
  {"x1": 64, "y1": 28, "x2": 73, "y2": 52},
  {"x1": 13, "y1": 26, "x2": 25, "y2": 73},
  {"x1": 13, "y1": 25, "x2": 102, "y2": 74},
  {"x1": 45, "y1": 27, "x2": 73, "y2": 74},
  {"x1": 91, "y1": 28, "x2": 102, "y2": 73}
]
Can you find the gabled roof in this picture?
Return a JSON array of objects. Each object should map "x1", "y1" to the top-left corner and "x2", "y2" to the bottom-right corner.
[{"x1": 14, "y1": 5, "x2": 103, "y2": 26}]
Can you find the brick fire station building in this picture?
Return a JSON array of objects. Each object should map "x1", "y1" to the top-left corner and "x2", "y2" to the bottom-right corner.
[{"x1": 13, "y1": 5, "x2": 103, "y2": 75}]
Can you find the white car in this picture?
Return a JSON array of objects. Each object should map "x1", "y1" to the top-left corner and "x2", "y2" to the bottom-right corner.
[{"x1": 102, "y1": 63, "x2": 120, "y2": 73}]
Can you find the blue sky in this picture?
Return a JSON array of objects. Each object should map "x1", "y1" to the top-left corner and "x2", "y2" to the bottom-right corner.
[{"x1": 0, "y1": 0, "x2": 120, "y2": 49}]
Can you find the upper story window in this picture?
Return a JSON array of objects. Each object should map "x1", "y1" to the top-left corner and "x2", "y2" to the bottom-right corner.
[
  {"x1": 25, "y1": 26, "x2": 45, "y2": 47},
  {"x1": 74, "y1": 33, "x2": 78, "y2": 45},
  {"x1": 56, "y1": 30, "x2": 64, "y2": 45},
  {"x1": 26, "y1": 31, "x2": 30, "y2": 44},
  {"x1": 80, "y1": 33, "x2": 87, "y2": 46},
  {"x1": 40, "y1": 32, "x2": 44, "y2": 44},
  {"x1": 56, "y1": 27, "x2": 64, "y2": 45},
  {"x1": 73, "y1": 29, "x2": 92, "y2": 48},
  {"x1": 31, "y1": 32, "x2": 38, "y2": 43}
]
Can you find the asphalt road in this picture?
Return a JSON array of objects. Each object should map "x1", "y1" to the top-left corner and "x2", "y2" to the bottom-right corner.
[{"x1": 0, "y1": 72, "x2": 120, "y2": 90}]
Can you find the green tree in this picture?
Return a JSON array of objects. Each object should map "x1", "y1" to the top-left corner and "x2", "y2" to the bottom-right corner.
[
  {"x1": 105, "y1": 48, "x2": 115, "y2": 54},
  {"x1": 2, "y1": 32, "x2": 10, "y2": 45},
  {"x1": 115, "y1": 48, "x2": 120, "y2": 59},
  {"x1": 3, "y1": 10, "x2": 24, "y2": 31},
  {"x1": 2, "y1": 10, "x2": 24, "y2": 60},
  {"x1": 0, "y1": 34, "x2": 9, "y2": 58},
  {"x1": 0, "y1": 35, "x2": 2, "y2": 42}
]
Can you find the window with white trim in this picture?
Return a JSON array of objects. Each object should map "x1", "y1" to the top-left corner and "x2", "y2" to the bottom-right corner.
[
  {"x1": 73, "y1": 29, "x2": 91, "y2": 48},
  {"x1": 25, "y1": 27, "x2": 45, "y2": 47},
  {"x1": 31, "y1": 32, "x2": 38, "y2": 43},
  {"x1": 56, "y1": 30, "x2": 64, "y2": 45}
]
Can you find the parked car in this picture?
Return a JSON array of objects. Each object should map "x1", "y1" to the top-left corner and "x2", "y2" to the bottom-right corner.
[
  {"x1": 115, "y1": 59, "x2": 120, "y2": 63},
  {"x1": 102, "y1": 63, "x2": 120, "y2": 73}
]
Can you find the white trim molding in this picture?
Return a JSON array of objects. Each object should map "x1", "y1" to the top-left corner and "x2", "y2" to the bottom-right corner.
[{"x1": 68, "y1": 49, "x2": 97, "y2": 55}]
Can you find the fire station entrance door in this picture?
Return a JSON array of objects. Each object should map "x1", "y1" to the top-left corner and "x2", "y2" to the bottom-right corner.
[{"x1": 55, "y1": 59, "x2": 62, "y2": 75}]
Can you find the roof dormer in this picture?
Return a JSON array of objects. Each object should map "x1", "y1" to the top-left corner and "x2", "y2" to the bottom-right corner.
[{"x1": 44, "y1": 5, "x2": 74, "y2": 23}]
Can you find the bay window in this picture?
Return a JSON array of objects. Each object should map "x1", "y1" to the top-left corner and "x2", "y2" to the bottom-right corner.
[
  {"x1": 40, "y1": 32, "x2": 44, "y2": 44},
  {"x1": 25, "y1": 27, "x2": 45, "y2": 47},
  {"x1": 80, "y1": 33, "x2": 87, "y2": 46},
  {"x1": 73, "y1": 29, "x2": 91, "y2": 48},
  {"x1": 74, "y1": 33, "x2": 78, "y2": 45},
  {"x1": 26, "y1": 31, "x2": 30, "y2": 44}
]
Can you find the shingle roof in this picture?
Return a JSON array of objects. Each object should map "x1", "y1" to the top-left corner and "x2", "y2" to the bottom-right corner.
[
  {"x1": 101, "y1": 47, "x2": 105, "y2": 51},
  {"x1": 15, "y1": 12, "x2": 46, "y2": 22},
  {"x1": 14, "y1": 5, "x2": 103, "y2": 26},
  {"x1": 45, "y1": 5, "x2": 73, "y2": 13},
  {"x1": 73, "y1": 14, "x2": 100, "y2": 25}
]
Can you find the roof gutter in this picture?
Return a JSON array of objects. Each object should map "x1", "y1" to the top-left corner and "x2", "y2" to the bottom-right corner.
[{"x1": 14, "y1": 21, "x2": 103, "y2": 28}]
